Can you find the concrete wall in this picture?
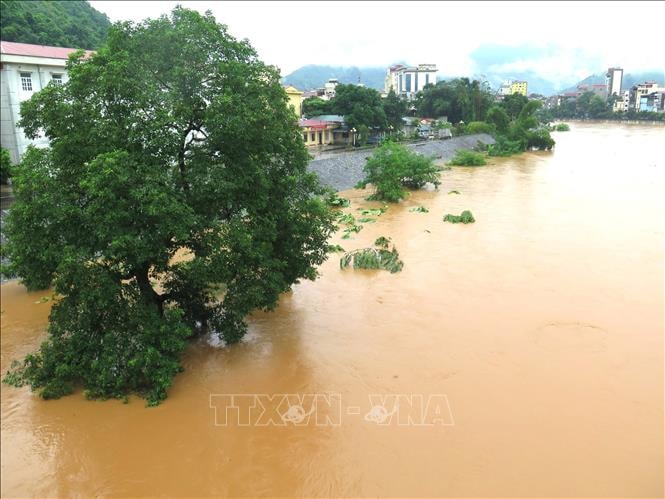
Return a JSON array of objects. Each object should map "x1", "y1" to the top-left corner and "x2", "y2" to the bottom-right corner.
[{"x1": 0, "y1": 58, "x2": 68, "y2": 162}]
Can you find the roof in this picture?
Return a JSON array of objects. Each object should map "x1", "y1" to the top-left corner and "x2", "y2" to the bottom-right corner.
[
  {"x1": 310, "y1": 114, "x2": 345, "y2": 123},
  {"x1": 298, "y1": 119, "x2": 334, "y2": 130},
  {"x1": 0, "y1": 40, "x2": 93, "y2": 59},
  {"x1": 283, "y1": 85, "x2": 303, "y2": 95}
]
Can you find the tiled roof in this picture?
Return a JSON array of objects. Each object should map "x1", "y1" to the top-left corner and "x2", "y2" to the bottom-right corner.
[{"x1": 0, "y1": 40, "x2": 93, "y2": 59}]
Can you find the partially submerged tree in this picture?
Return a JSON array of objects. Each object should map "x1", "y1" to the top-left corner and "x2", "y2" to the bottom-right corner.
[
  {"x1": 356, "y1": 142, "x2": 440, "y2": 202},
  {"x1": 3, "y1": 7, "x2": 335, "y2": 404}
]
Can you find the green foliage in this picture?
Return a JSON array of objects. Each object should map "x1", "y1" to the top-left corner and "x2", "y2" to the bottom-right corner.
[
  {"x1": 551, "y1": 123, "x2": 570, "y2": 131},
  {"x1": 486, "y1": 105, "x2": 510, "y2": 133},
  {"x1": 409, "y1": 206, "x2": 429, "y2": 213},
  {"x1": 0, "y1": 0, "x2": 110, "y2": 50},
  {"x1": 525, "y1": 127, "x2": 555, "y2": 150},
  {"x1": 340, "y1": 237, "x2": 403, "y2": 273},
  {"x1": 324, "y1": 191, "x2": 350, "y2": 207},
  {"x1": 500, "y1": 94, "x2": 529, "y2": 120},
  {"x1": 336, "y1": 212, "x2": 356, "y2": 225},
  {"x1": 327, "y1": 244, "x2": 345, "y2": 253},
  {"x1": 447, "y1": 149, "x2": 487, "y2": 166},
  {"x1": 465, "y1": 121, "x2": 495, "y2": 135},
  {"x1": 443, "y1": 210, "x2": 475, "y2": 224},
  {"x1": 382, "y1": 88, "x2": 408, "y2": 130},
  {"x1": 330, "y1": 84, "x2": 387, "y2": 132},
  {"x1": 416, "y1": 78, "x2": 494, "y2": 123},
  {"x1": 302, "y1": 97, "x2": 331, "y2": 118},
  {"x1": 3, "y1": 7, "x2": 336, "y2": 405},
  {"x1": 448, "y1": 190, "x2": 460, "y2": 195},
  {"x1": 357, "y1": 207, "x2": 386, "y2": 216},
  {"x1": 0, "y1": 146, "x2": 11, "y2": 185},
  {"x1": 357, "y1": 142, "x2": 440, "y2": 202}
]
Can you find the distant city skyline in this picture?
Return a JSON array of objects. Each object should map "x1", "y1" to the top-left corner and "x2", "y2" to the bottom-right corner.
[{"x1": 89, "y1": 0, "x2": 664, "y2": 89}]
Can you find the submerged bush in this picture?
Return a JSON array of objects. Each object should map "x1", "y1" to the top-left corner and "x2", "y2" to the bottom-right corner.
[
  {"x1": 551, "y1": 123, "x2": 570, "y2": 131},
  {"x1": 448, "y1": 190, "x2": 460, "y2": 195},
  {"x1": 409, "y1": 206, "x2": 429, "y2": 213},
  {"x1": 443, "y1": 210, "x2": 475, "y2": 224},
  {"x1": 324, "y1": 191, "x2": 350, "y2": 207},
  {"x1": 356, "y1": 142, "x2": 440, "y2": 202},
  {"x1": 340, "y1": 236, "x2": 404, "y2": 273},
  {"x1": 447, "y1": 149, "x2": 487, "y2": 166}
]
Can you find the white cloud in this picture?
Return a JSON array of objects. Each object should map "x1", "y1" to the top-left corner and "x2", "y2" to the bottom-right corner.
[{"x1": 89, "y1": 0, "x2": 665, "y2": 79}]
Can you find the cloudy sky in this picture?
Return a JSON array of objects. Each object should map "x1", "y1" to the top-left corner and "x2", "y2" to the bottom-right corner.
[{"x1": 89, "y1": 1, "x2": 664, "y2": 86}]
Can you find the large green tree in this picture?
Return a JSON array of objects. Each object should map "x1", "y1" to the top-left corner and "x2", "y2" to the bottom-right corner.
[
  {"x1": 0, "y1": 0, "x2": 110, "y2": 49},
  {"x1": 382, "y1": 88, "x2": 408, "y2": 130},
  {"x1": 416, "y1": 78, "x2": 493, "y2": 123},
  {"x1": 301, "y1": 97, "x2": 331, "y2": 118},
  {"x1": 330, "y1": 84, "x2": 387, "y2": 132},
  {"x1": 4, "y1": 8, "x2": 335, "y2": 405}
]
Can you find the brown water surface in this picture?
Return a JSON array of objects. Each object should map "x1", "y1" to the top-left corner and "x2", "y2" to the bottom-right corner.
[{"x1": 1, "y1": 122, "x2": 663, "y2": 497}]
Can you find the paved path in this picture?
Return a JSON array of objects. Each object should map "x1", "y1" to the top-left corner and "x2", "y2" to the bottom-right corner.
[{"x1": 307, "y1": 134, "x2": 495, "y2": 191}]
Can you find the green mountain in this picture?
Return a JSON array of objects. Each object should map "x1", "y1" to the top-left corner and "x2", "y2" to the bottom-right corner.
[
  {"x1": 0, "y1": 0, "x2": 110, "y2": 50},
  {"x1": 282, "y1": 65, "x2": 387, "y2": 91}
]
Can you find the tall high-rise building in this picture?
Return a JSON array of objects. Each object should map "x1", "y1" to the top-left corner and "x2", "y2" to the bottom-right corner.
[{"x1": 606, "y1": 67, "x2": 623, "y2": 96}]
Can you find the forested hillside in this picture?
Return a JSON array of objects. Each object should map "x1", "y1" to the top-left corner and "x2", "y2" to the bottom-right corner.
[{"x1": 0, "y1": 0, "x2": 110, "y2": 50}]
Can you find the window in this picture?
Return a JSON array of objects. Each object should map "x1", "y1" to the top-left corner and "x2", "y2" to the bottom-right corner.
[
  {"x1": 20, "y1": 72, "x2": 32, "y2": 91},
  {"x1": 310, "y1": 132, "x2": 315, "y2": 142},
  {"x1": 303, "y1": 133, "x2": 308, "y2": 142},
  {"x1": 51, "y1": 74, "x2": 63, "y2": 85},
  {"x1": 405, "y1": 74, "x2": 412, "y2": 93}
]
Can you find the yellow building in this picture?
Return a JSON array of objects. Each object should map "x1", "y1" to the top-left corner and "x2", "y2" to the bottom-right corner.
[
  {"x1": 299, "y1": 119, "x2": 337, "y2": 147},
  {"x1": 510, "y1": 81, "x2": 528, "y2": 96},
  {"x1": 284, "y1": 85, "x2": 303, "y2": 117}
]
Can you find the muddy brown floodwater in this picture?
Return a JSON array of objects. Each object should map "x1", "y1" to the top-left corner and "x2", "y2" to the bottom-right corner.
[{"x1": 1, "y1": 122, "x2": 663, "y2": 497}]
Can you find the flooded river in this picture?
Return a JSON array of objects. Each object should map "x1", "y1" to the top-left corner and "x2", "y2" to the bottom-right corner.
[{"x1": 1, "y1": 122, "x2": 663, "y2": 497}]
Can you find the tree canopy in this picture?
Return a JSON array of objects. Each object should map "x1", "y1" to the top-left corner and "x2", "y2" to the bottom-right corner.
[
  {"x1": 3, "y1": 7, "x2": 335, "y2": 405},
  {"x1": 416, "y1": 78, "x2": 494, "y2": 123},
  {"x1": 330, "y1": 83, "x2": 387, "y2": 132},
  {"x1": 0, "y1": 0, "x2": 110, "y2": 49}
]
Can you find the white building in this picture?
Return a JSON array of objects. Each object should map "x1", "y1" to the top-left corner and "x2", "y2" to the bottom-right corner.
[
  {"x1": 606, "y1": 67, "x2": 623, "y2": 97},
  {"x1": 324, "y1": 78, "x2": 338, "y2": 100},
  {"x1": 1, "y1": 41, "x2": 92, "y2": 163},
  {"x1": 384, "y1": 64, "x2": 437, "y2": 100}
]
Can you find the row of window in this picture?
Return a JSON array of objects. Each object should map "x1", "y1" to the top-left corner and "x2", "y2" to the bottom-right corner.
[{"x1": 19, "y1": 71, "x2": 63, "y2": 92}]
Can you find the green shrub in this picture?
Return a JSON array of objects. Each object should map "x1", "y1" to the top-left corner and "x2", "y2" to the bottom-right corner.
[
  {"x1": 357, "y1": 142, "x2": 440, "y2": 202},
  {"x1": 340, "y1": 237, "x2": 404, "y2": 273},
  {"x1": 443, "y1": 210, "x2": 475, "y2": 224},
  {"x1": 447, "y1": 149, "x2": 486, "y2": 166},
  {"x1": 552, "y1": 123, "x2": 570, "y2": 131},
  {"x1": 0, "y1": 147, "x2": 11, "y2": 185},
  {"x1": 465, "y1": 121, "x2": 496, "y2": 135},
  {"x1": 448, "y1": 190, "x2": 460, "y2": 195},
  {"x1": 409, "y1": 206, "x2": 429, "y2": 213},
  {"x1": 526, "y1": 128, "x2": 555, "y2": 150},
  {"x1": 324, "y1": 191, "x2": 350, "y2": 207}
]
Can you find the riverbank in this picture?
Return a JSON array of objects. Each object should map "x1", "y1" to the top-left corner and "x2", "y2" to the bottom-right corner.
[{"x1": 306, "y1": 133, "x2": 495, "y2": 191}]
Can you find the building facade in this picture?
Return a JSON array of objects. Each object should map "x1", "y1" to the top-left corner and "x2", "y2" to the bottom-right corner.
[
  {"x1": 284, "y1": 85, "x2": 303, "y2": 117},
  {"x1": 606, "y1": 67, "x2": 623, "y2": 97},
  {"x1": 385, "y1": 64, "x2": 437, "y2": 100},
  {"x1": 510, "y1": 81, "x2": 528, "y2": 96},
  {"x1": 629, "y1": 81, "x2": 665, "y2": 112},
  {"x1": 1, "y1": 41, "x2": 93, "y2": 163}
]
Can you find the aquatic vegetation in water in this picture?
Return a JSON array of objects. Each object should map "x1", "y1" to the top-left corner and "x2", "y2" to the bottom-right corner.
[
  {"x1": 324, "y1": 191, "x2": 351, "y2": 207},
  {"x1": 357, "y1": 207, "x2": 387, "y2": 216},
  {"x1": 447, "y1": 149, "x2": 487, "y2": 166},
  {"x1": 342, "y1": 224, "x2": 363, "y2": 239},
  {"x1": 358, "y1": 217, "x2": 377, "y2": 223},
  {"x1": 448, "y1": 190, "x2": 460, "y2": 195},
  {"x1": 550, "y1": 123, "x2": 570, "y2": 132},
  {"x1": 340, "y1": 237, "x2": 404, "y2": 273},
  {"x1": 327, "y1": 244, "x2": 346, "y2": 253},
  {"x1": 443, "y1": 210, "x2": 475, "y2": 224},
  {"x1": 409, "y1": 206, "x2": 429, "y2": 213}
]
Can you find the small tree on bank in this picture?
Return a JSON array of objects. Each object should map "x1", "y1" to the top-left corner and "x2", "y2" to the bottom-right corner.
[
  {"x1": 356, "y1": 142, "x2": 440, "y2": 202},
  {"x1": 3, "y1": 7, "x2": 335, "y2": 405}
]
